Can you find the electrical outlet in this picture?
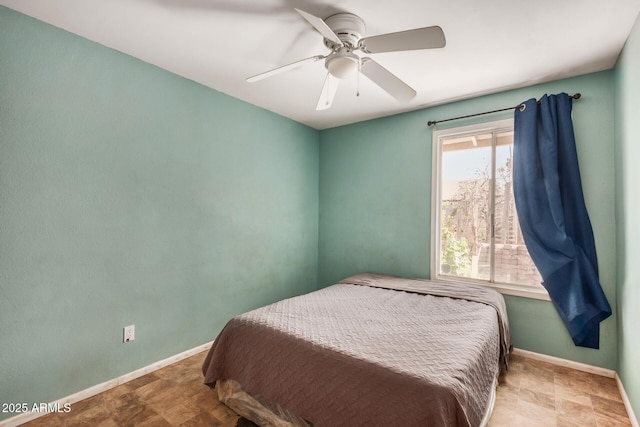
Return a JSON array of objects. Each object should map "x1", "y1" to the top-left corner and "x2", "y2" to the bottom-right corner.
[{"x1": 123, "y1": 325, "x2": 135, "y2": 343}]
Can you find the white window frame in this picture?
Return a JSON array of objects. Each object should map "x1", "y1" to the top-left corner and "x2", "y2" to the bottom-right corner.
[{"x1": 430, "y1": 119, "x2": 550, "y2": 301}]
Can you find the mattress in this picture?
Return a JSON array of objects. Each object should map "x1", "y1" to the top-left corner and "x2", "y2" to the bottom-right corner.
[{"x1": 202, "y1": 273, "x2": 511, "y2": 427}]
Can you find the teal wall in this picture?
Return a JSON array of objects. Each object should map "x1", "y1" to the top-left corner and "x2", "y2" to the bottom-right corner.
[
  {"x1": 0, "y1": 6, "x2": 318, "y2": 417},
  {"x1": 318, "y1": 110, "x2": 432, "y2": 282},
  {"x1": 319, "y1": 71, "x2": 618, "y2": 370},
  {"x1": 614, "y1": 12, "x2": 640, "y2": 419}
]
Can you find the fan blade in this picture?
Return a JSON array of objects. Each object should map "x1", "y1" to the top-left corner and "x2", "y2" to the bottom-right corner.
[
  {"x1": 359, "y1": 26, "x2": 445, "y2": 54},
  {"x1": 295, "y1": 8, "x2": 343, "y2": 47},
  {"x1": 360, "y1": 58, "x2": 416, "y2": 101},
  {"x1": 316, "y1": 73, "x2": 340, "y2": 110},
  {"x1": 246, "y1": 55, "x2": 325, "y2": 82}
]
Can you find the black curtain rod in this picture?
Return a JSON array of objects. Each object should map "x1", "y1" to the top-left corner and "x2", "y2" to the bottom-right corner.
[{"x1": 427, "y1": 93, "x2": 582, "y2": 127}]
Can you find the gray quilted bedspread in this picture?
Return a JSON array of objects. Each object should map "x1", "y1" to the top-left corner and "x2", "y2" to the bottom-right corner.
[{"x1": 203, "y1": 273, "x2": 511, "y2": 427}]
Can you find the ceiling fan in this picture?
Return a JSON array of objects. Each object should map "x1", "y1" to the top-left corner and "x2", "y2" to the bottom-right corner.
[{"x1": 247, "y1": 8, "x2": 446, "y2": 110}]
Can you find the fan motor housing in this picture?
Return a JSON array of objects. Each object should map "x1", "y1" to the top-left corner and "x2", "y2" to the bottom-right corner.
[{"x1": 323, "y1": 12, "x2": 366, "y2": 49}]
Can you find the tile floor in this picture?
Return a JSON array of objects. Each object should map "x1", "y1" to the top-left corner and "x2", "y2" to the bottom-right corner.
[
  {"x1": 20, "y1": 352, "x2": 632, "y2": 426},
  {"x1": 489, "y1": 354, "x2": 631, "y2": 427}
]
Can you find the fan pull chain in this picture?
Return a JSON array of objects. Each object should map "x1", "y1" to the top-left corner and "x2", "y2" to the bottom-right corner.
[
  {"x1": 324, "y1": 78, "x2": 329, "y2": 107},
  {"x1": 356, "y1": 60, "x2": 361, "y2": 97}
]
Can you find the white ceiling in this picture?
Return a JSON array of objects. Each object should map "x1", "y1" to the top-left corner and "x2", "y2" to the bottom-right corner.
[{"x1": 2, "y1": 0, "x2": 640, "y2": 130}]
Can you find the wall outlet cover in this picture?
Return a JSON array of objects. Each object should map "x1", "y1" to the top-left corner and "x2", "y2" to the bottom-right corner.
[{"x1": 123, "y1": 325, "x2": 135, "y2": 343}]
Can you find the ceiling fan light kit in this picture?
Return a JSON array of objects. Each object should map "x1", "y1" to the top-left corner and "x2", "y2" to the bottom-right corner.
[
  {"x1": 247, "y1": 8, "x2": 446, "y2": 110},
  {"x1": 325, "y1": 48, "x2": 359, "y2": 78}
]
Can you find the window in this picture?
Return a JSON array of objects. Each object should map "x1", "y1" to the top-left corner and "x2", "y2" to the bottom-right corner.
[{"x1": 431, "y1": 119, "x2": 549, "y2": 300}]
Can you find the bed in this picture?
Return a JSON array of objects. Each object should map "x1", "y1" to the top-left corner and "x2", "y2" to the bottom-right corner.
[{"x1": 202, "y1": 273, "x2": 511, "y2": 427}]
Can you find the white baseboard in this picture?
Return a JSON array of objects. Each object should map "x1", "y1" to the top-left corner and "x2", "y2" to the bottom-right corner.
[
  {"x1": 0, "y1": 341, "x2": 213, "y2": 427},
  {"x1": 616, "y1": 373, "x2": 640, "y2": 427},
  {"x1": 512, "y1": 347, "x2": 616, "y2": 378},
  {"x1": 513, "y1": 348, "x2": 638, "y2": 426}
]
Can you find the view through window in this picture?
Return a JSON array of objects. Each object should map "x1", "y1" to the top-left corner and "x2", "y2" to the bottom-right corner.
[{"x1": 432, "y1": 120, "x2": 545, "y2": 295}]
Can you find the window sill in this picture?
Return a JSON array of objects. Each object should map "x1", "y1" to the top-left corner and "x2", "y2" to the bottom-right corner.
[{"x1": 434, "y1": 275, "x2": 551, "y2": 301}]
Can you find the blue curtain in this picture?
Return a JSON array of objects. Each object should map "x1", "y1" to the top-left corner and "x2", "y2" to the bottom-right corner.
[{"x1": 513, "y1": 93, "x2": 611, "y2": 348}]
